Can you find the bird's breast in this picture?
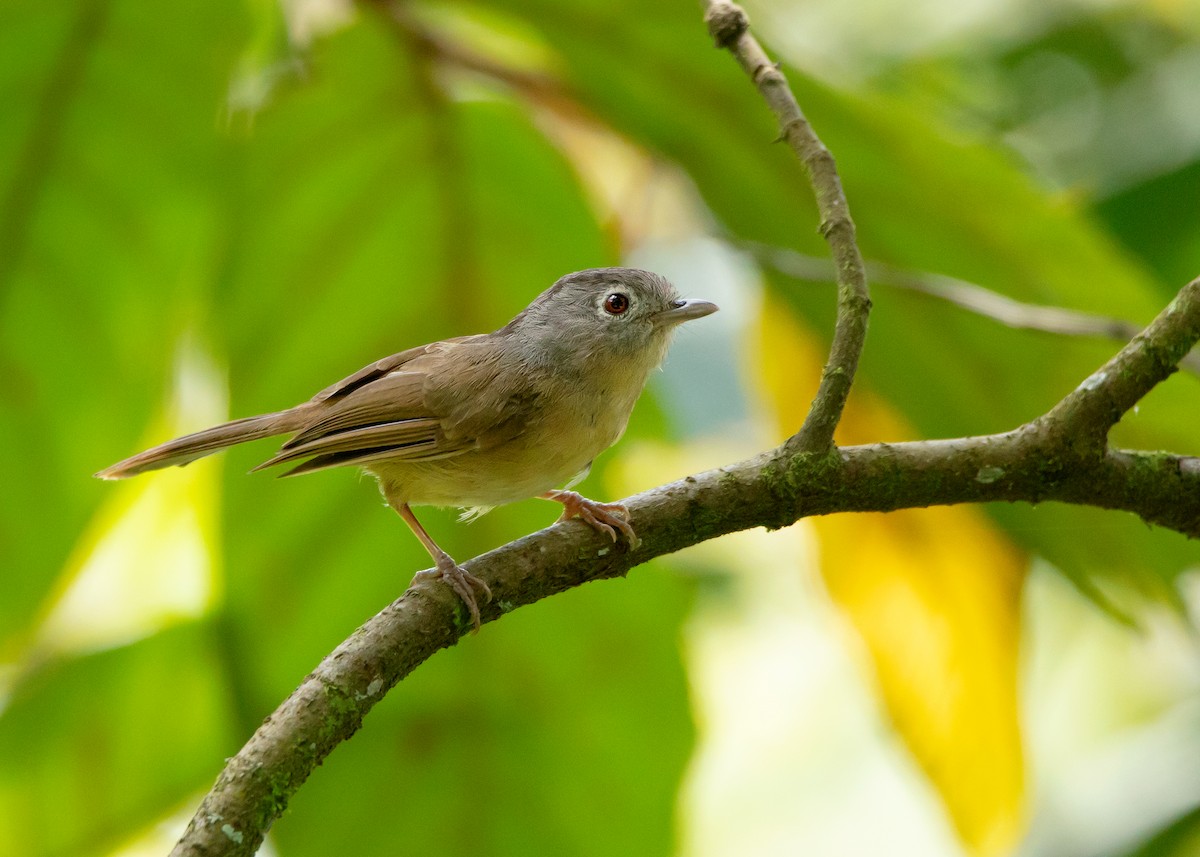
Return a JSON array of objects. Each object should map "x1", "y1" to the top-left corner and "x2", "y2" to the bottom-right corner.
[{"x1": 372, "y1": 368, "x2": 645, "y2": 509}]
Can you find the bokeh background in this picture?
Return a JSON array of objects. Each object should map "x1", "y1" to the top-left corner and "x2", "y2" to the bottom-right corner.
[{"x1": 3, "y1": 0, "x2": 1200, "y2": 855}]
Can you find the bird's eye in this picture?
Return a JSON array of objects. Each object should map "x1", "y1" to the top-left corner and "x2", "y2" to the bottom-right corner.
[{"x1": 604, "y1": 292, "x2": 630, "y2": 315}]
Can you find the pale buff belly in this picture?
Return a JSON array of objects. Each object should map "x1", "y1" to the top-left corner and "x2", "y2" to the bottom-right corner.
[
  {"x1": 367, "y1": 395, "x2": 634, "y2": 509},
  {"x1": 368, "y1": 443, "x2": 587, "y2": 508}
]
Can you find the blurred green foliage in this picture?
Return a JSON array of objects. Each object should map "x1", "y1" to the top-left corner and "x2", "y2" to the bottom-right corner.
[{"x1": 1, "y1": 0, "x2": 1198, "y2": 855}]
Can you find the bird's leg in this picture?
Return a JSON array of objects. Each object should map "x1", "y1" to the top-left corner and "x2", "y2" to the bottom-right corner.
[
  {"x1": 388, "y1": 499, "x2": 491, "y2": 632},
  {"x1": 541, "y1": 489, "x2": 641, "y2": 550}
]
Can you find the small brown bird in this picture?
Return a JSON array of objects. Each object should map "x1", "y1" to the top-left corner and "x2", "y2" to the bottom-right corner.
[{"x1": 97, "y1": 268, "x2": 717, "y2": 629}]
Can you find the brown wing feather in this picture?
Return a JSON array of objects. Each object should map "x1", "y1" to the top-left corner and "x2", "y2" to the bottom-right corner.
[
  {"x1": 309, "y1": 336, "x2": 472, "y2": 403},
  {"x1": 277, "y1": 441, "x2": 469, "y2": 477},
  {"x1": 286, "y1": 371, "x2": 428, "y2": 448},
  {"x1": 423, "y1": 343, "x2": 538, "y2": 444},
  {"x1": 256, "y1": 332, "x2": 532, "y2": 476},
  {"x1": 256, "y1": 418, "x2": 444, "y2": 470}
]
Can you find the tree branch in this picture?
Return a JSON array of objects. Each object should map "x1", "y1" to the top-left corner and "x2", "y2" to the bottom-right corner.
[
  {"x1": 1041, "y1": 278, "x2": 1200, "y2": 444},
  {"x1": 703, "y1": 0, "x2": 871, "y2": 455},
  {"x1": 372, "y1": 1, "x2": 586, "y2": 122},
  {"x1": 168, "y1": 3, "x2": 1200, "y2": 853},
  {"x1": 172, "y1": 272, "x2": 1200, "y2": 856},
  {"x1": 748, "y1": 241, "x2": 1200, "y2": 377}
]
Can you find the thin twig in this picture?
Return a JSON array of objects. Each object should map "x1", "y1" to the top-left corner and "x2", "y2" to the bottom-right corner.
[
  {"x1": 167, "y1": 4, "x2": 1200, "y2": 853},
  {"x1": 703, "y1": 1, "x2": 871, "y2": 455},
  {"x1": 749, "y1": 241, "x2": 1200, "y2": 377},
  {"x1": 170, "y1": 266, "x2": 1200, "y2": 856},
  {"x1": 371, "y1": 0, "x2": 585, "y2": 120},
  {"x1": 1041, "y1": 277, "x2": 1200, "y2": 445}
]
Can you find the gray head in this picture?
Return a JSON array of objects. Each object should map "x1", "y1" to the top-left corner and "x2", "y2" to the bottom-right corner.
[{"x1": 505, "y1": 268, "x2": 717, "y2": 371}]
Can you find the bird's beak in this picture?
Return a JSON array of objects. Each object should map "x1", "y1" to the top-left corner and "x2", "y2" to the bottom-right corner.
[{"x1": 654, "y1": 299, "x2": 719, "y2": 326}]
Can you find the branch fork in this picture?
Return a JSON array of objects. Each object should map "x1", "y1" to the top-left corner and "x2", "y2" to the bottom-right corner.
[{"x1": 169, "y1": 4, "x2": 1200, "y2": 854}]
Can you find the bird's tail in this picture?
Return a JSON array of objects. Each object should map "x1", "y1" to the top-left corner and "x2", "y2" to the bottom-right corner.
[{"x1": 95, "y1": 410, "x2": 302, "y2": 480}]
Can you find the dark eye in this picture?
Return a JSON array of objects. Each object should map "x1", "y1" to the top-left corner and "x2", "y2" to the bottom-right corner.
[{"x1": 604, "y1": 292, "x2": 630, "y2": 315}]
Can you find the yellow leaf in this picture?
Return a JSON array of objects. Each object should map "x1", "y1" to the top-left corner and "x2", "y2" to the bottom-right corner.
[{"x1": 755, "y1": 294, "x2": 1026, "y2": 855}]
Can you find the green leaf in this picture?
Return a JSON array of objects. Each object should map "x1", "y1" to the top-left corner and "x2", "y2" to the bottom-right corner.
[
  {"x1": 1121, "y1": 804, "x2": 1200, "y2": 857},
  {"x1": 0, "y1": 0, "x2": 250, "y2": 645},
  {"x1": 168, "y1": 15, "x2": 697, "y2": 856},
  {"x1": 0, "y1": 623, "x2": 237, "y2": 857},
  {"x1": 467, "y1": 0, "x2": 1198, "y2": 592},
  {"x1": 273, "y1": 573, "x2": 693, "y2": 857}
]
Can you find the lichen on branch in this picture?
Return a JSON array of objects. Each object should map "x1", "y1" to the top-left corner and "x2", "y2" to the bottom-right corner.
[{"x1": 167, "y1": 3, "x2": 1200, "y2": 853}]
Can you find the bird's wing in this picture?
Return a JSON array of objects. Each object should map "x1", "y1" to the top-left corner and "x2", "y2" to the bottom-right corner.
[
  {"x1": 309, "y1": 340, "x2": 461, "y2": 403},
  {"x1": 256, "y1": 335, "x2": 534, "y2": 476}
]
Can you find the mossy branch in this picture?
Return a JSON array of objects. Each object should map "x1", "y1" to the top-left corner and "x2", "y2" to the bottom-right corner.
[
  {"x1": 168, "y1": 3, "x2": 1200, "y2": 854},
  {"x1": 172, "y1": 274, "x2": 1200, "y2": 855}
]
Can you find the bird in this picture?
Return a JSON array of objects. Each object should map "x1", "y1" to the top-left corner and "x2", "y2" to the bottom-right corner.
[{"x1": 96, "y1": 268, "x2": 718, "y2": 630}]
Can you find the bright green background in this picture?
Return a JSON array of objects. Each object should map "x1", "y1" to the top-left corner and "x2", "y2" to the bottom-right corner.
[{"x1": 2, "y1": 1, "x2": 1198, "y2": 855}]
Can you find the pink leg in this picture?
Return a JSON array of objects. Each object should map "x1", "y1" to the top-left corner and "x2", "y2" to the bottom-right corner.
[
  {"x1": 541, "y1": 490, "x2": 641, "y2": 550},
  {"x1": 389, "y1": 498, "x2": 491, "y2": 632}
]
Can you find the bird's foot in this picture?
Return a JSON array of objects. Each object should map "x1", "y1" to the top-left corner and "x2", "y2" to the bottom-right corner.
[
  {"x1": 414, "y1": 556, "x2": 492, "y2": 633},
  {"x1": 547, "y1": 490, "x2": 641, "y2": 550}
]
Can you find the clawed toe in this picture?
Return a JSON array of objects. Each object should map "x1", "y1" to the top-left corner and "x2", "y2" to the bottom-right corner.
[
  {"x1": 548, "y1": 490, "x2": 641, "y2": 550},
  {"x1": 415, "y1": 560, "x2": 492, "y2": 632}
]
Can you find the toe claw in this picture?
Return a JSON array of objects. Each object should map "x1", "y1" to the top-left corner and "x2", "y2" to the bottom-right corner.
[
  {"x1": 470, "y1": 575, "x2": 493, "y2": 603},
  {"x1": 414, "y1": 559, "x2": 490, "y2": 633},
  {"x1": 549, "y1": 491, "x2": 641, "y2": 551}
]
